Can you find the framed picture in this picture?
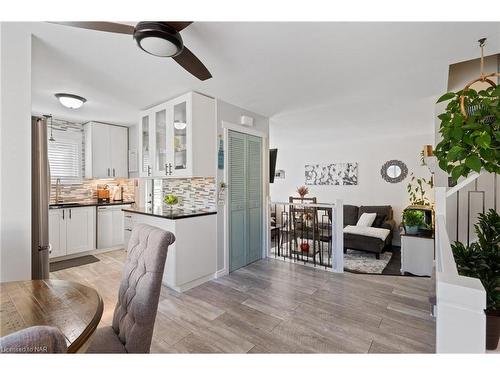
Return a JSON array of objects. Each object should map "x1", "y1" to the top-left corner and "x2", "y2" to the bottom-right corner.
[{"x1": 305, "y1": 163, "x2": 358, "y2": 185}]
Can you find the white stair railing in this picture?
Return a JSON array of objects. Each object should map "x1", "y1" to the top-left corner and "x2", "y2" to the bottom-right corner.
[{"x1": 434, "y1": 186, "x2": 487, "y2": 353}]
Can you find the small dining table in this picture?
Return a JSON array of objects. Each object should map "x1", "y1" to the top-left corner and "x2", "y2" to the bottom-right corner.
[{"x1": 0, "y1": 279, "x2": 103, "y2": 353}]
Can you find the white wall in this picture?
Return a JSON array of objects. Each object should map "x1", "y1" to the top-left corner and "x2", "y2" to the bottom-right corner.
[
  {"x1": 0, "y1": 23, "x2": 32, "y2": 281},
  {"x1": 216, "y1": 99, "x2": 269, "y2": 272},
  {"x1": 270, "y1": 126, "x2": 434, "y2": 245}
]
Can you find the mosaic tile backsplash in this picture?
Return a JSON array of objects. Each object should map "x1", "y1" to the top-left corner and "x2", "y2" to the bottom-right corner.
[
  {"x1": 50, "y1": 178, "x2": 136, "y2": 204},
  {"x1": 152, "y1": 177, "x2": 216, "y2": 211}
]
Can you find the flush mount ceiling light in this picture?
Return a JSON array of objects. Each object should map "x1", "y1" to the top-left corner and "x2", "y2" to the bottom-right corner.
[
  {"x1": 133, "y1": 22, "x2": 183, "y2": 57},
  {"x1": 174, "y1": 121, "x2": 187, "y2": 130},
  {"x1": 55, "y1": 93, "x2": 87, "y2": 109}
]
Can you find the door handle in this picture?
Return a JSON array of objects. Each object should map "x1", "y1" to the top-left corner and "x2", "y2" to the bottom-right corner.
[
  {"x1": 169, "y1": 163, "x2": 173, "y2": 175},
  {"x1": 69, "y1": 209, "x2": 72, "y2": 219},
  {"x1": 107, "y1": 168, "x2": 110, "y2": 177},
  {"x1": 62, "y1": 209, "x2": 65, "y2": 220},
  {"x1": 147, "y1": 165, "x2": 151, "y2": 176},
  {"x1": 165, "y1": 163, "x2": 168, "y2": 176},
  {"x1": 113, "y1": 168, "x2": 116, "y2": 177}
]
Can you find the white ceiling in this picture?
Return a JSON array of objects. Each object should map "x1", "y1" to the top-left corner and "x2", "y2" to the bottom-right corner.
[{"x1": 30, "y1": 22, "x2": 500, "y2": 127}]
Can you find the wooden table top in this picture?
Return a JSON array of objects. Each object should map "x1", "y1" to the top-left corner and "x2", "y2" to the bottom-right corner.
[{"x1": 0, "y1": 279, "x2": 103, "y2": 353}]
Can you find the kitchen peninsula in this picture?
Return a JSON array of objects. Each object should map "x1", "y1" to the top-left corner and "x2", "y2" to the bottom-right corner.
[{"x1": 123, "y1": 206, "x2": 217, "y2": 292}]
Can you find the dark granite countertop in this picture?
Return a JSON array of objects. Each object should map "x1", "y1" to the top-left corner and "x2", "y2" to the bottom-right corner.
[
  {"x1": 49, "y1": 200, "x2": 135, "y2": 209},
  {"x1": 122, "y1": 206, "x2": 217, "y2": 220}
]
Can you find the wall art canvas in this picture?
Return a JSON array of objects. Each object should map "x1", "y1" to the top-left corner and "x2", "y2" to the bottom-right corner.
[{"x1": 305, "y1": 163, "x2": 358, "y2": 185}]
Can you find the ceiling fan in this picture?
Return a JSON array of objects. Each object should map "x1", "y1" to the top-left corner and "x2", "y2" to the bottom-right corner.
[{"x1": 51, "y1": 21, "x2": 212, "y2": 81}]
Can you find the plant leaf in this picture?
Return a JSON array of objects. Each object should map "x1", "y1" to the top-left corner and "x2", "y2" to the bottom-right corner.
[
  {"x1": 437, "y1": 92, "x2": 456, "y2": 103},
  {"x1": 476, "y1": 133, "x2": 492, "y2": 149},
  {"x1": 465, "y1": 155, "x2": 482, "y2": 173}
]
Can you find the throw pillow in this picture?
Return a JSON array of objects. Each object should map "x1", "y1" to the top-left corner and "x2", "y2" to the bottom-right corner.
[{"x1": 356, "y1": 212, "x2": 377, "y2": 227}]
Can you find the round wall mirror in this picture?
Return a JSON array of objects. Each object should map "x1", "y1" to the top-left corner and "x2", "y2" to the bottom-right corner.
[{"x1": 381, "y1": 160, "x2": 408, "y2": 183}]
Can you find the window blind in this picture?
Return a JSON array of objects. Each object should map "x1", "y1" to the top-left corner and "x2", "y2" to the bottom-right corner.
[{"x1": 48, "y1": 134, "x2": 82, "y2": 184}]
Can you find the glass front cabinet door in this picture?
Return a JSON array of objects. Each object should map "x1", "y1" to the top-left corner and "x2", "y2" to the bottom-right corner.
[
  {"x1": 169, "y1": 94, "x2": 192, "y2": 177},
  {"x1": 152, "y1": 105, "x2": 170, "y2": 177},
  {"x1": 139, "y1": 113, "x2": 152, "y2": 177}
]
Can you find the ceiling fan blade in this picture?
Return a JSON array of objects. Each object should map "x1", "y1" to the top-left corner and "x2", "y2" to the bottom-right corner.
[
  {"x1": 50, "y1": 22, "x2": 134, "y2": 35},
  {"x1": 173, "y1": 46, "x2": 212, "y2": 81},
  {"x1": 164, "y1": 21, "x2": 193, "y2": 32}
]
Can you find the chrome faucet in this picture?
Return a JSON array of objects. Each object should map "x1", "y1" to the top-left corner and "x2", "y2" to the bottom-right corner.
[{"x1": 55, "y1": 178, "x2": 62, "y2": 203}]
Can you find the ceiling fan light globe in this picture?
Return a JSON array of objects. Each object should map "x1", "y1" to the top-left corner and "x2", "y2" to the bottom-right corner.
[
  {"x1": 133, "y1": 22, "x2": 183, "y2": 58},
  {"x1": 139, "y1": 36, "x2": 180, "y2": 57}
]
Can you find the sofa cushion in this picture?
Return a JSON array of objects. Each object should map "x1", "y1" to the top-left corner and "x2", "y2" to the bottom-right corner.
[
  {"x1": 356, "y1": 213, "x2": 377, "y2": 227},
  {"x1": 343, "y1": 205, "x2": 359, "y2": 226},
  {"x1": 358, "y1": 205, "x2": 392, "y2": 228},
  {"x1": 344, "y1": 233, "x2": 386, "y2": 253}
]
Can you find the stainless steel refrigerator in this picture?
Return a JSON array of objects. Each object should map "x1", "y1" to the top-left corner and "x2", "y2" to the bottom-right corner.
[{"x1": 32, "y1": 116, "x2": 50, "y2": 279}]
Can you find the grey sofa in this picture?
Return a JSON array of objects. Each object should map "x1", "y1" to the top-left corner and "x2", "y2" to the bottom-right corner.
[{"x1": 343, "y1": 205, "x2": 395, "y2": 259}]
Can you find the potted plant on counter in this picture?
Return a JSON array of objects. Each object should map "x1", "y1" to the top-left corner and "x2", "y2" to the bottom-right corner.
[
  {"x1": 164, "y1": 194, "x2": 179, "y2": 212},
  {"x1": 402, "y1": 209, "x2": 425, "y2": 235},
  {"x1": 451, "y1": 209, "x2": 500, "y2": 350}
]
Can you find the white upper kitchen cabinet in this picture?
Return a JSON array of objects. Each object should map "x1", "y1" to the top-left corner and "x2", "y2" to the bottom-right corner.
[
  {"x1": 84, "y1": 121, "x2": 128, "y2": 178},
  {"x1": 138, "y1": 92, "x2": 216, "y2": 178}
]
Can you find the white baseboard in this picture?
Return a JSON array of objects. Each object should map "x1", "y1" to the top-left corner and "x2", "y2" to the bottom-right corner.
[
  {"x1": 216, "y1": 268, "x2": 228, "y2": 278},
  {"x1": 163, "y1": 272, "x2": 216, "y2": 293}
]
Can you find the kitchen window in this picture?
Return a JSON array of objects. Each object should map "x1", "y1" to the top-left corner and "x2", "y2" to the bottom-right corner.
[{"x1": 48, "y1": 129, "x2": 83, "y2": 184}]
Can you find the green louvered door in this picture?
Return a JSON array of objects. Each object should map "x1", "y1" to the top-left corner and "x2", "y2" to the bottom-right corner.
[
  {"x1": 228, "y1": 130, "x2": 263, "y2": 272},
  {"x1": 246, "y1": 135, "x2": 263, "y2": 264}
]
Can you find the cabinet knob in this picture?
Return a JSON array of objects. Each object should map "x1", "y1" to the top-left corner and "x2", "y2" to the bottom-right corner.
[
  {"x1": 107, "y1": 168, "x2": 110, "y2": 176},
  {"x1": 113, "y1": 168, "x2": 115, "y2": 177}
]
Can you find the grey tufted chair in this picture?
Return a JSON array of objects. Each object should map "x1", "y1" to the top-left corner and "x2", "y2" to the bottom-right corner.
[
  {"x1": 0, "y1": 326, "x2": 67, "y2": 353},
  {"x1": 87, "y1": 224, "x2": 175, "y2": 353}
]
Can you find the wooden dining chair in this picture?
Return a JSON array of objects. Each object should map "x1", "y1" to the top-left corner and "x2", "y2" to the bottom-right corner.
[
  {"x1": 0, "y1": 326, "x2": 67, "y2": 353},
  {"x1": 86, "y1": 224, "x2": 175, "y2": 353},
  {"x1": 288, "y1": 196, "x2": 324, "y2": 264}
]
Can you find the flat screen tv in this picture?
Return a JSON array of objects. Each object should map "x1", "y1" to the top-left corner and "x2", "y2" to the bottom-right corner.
[{"x1": 270, "y1": 149, "x2": 278, "y2": 183}]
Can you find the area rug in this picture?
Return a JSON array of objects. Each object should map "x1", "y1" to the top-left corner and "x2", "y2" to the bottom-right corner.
[
  {"x1": 344, "y1": 249, "x2": 392, "y2": 274},
  {"x1": 50, "y1": 255, "x2": 100, "y2": 272}
]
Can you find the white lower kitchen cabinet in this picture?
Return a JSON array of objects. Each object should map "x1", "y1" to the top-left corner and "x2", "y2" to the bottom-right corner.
[
  {"x1": 49, "y1": 206, "x2": 96, "y2": 259},
  {"x1": 123, "y1": 211, "x2": 217, "y2": 292},
  {"x1": 97, "y1": 205, "x2": 130, "y2": 249},
  {"x1": 49, "y1": 209, "x2": 66, "y2": 258}
]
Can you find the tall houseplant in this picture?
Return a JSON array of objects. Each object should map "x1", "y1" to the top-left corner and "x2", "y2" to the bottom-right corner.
[
  {"x1": 451, "y1": 209, "x2": 500, "y2": 349},
  {"x1": 406, "y1": 173, "x2": 433, "y2": 206},
  {"x1": 434, "y1": 86, "x2": 500, "y2": 182}
]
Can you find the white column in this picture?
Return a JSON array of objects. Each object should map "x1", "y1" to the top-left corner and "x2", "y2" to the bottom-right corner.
[
  {"x1": 0, "y1": 23, "x2": 32, "y2": 282},
  {"x1": 332, "y1": 199, "x2": 344, "y2": 273}
]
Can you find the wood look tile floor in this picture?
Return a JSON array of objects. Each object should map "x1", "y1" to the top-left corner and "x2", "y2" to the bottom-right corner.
[{"x1": 51, "y1": 250, "x2": 436, "y2": 353}]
